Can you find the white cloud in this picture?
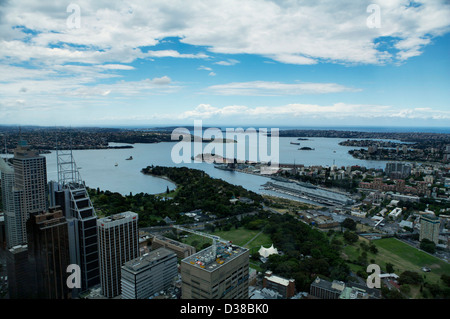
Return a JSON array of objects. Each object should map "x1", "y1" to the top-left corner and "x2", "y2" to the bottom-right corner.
[
  {"x1": 1, "y1": 0, "x2": 449, "y2": 67},
  {"x1": 1, "y1": 1, "x2": 449, "y2": 126},
  {"x1": 166, "y1": 103, "x2": 450, "y2": 121},
  {"x1": 205, "y1": 81, "x2": 361, "y2": 96},
  {"x1": 214, "y1": 59, "x2": 240, "y2": 66},
  {"x1": 198, "y1": 65, "x2": 212, "y2": 71},
  {"x1": 97, "y1": 64, "x2": 135, "y2": 70}
]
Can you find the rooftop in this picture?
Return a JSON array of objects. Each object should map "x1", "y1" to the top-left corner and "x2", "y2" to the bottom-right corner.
[
  {"x1": 181, "y1": 243, "x2": 248, "y2": 272},
  {"x1": 123, "y1": 248, "x2": 176, "y2": 273},
  {"x1": 264, "y1": 272, "x2": 293, "y2": 287},
  {"x1": 153, "y1": 235, "x2": 194, "y2": 249},
  {"x1": 98, "y1": 211, "x2": 137, "y2": 226}
]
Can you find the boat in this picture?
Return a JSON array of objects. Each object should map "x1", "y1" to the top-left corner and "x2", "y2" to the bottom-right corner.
[
  {"x1": 115, "y1": 163, "x2": 118, "y2": 167},
  {"x1": 290, "y1": 141, "x2": 300, "y2": 145},
  {"x1": 298, "y1": 147, "x2": 314, "y2": 150},
  {"x1": 214, "y1": 164, "x2": 234, "y2": 171},
  {"x1": 126, "y1": 156, "x2": 133, "y2": 160}
]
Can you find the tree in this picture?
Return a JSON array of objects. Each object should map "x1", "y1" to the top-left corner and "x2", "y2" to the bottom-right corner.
[
  {"x1": 399, "y1": 271, "x2": 423, "y2": 285},
  {"x1": 341, "y1": 218, "x2": 357, "y2": 231},
  {"x1": 386, "y1": 262, "x2": 395, "y2": 274},
  {"x1": 369, "y1": 244, "x2": 378, "y2": 254},
  {"x1": 343, "y1": 230, "x2": 359, "y2": 244},
  {"x1": 441, "y1": 274, "x2": 450, "y2": 287},
  {"x1": 420, "y1": 239, "x2": 436, "y2": 254}
]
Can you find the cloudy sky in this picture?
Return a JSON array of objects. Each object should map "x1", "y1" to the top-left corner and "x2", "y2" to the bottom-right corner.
[{"x1": 1, "y1": 0, "x2": 449, "y2": 128}]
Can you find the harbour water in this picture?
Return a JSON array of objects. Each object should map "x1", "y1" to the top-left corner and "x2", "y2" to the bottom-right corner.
[{"x1": 42, "y1": 137, "x2": 399, "y2": 200}]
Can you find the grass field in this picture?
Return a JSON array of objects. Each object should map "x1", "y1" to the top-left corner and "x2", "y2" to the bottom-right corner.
[
  {"x1": 339, "y1": 234, "x2": 450, "y2": 298},
  {"x1": 181, "y1": 226, "x2": 273, "y2": 251},
  {"x1": 372, "y1": 238, "x2": 450, "y2": 284}
]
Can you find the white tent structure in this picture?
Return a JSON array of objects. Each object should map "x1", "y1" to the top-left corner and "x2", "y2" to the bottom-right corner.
[{"x1": 258, "y1": 244, "x2": 278, "y2": 258}]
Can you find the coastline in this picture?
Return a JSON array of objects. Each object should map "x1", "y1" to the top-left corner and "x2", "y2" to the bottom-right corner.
[{"x1": 141, "y1": 170, "x2": 178, "y2": 193}]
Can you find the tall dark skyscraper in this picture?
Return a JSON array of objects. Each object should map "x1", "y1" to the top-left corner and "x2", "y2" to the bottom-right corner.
[
  {"x1": 5, "y1": 244, "x2": 34, "y2": 299},
  {"x1": 27, "y1": 206, "x2": 71, "y2": 299}
]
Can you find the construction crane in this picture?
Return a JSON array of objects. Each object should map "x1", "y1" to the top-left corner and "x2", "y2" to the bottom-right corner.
[{"x1": 171, "y1": 225, "x2": 230, "y2": 259}]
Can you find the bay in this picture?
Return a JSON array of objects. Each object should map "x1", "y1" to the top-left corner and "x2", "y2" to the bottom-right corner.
[{"x1": 42, "y1": 137, "x2": 398, "y2": 199}]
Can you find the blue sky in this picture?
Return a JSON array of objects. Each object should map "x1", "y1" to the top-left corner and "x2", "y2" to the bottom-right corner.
[{"x1": 0, "y1": 0, "x2": 449, "y2": 128}]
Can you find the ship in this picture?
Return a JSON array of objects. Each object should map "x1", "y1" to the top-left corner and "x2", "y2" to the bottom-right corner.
[
  {"x1": 290, "y1": 141, "x2": 300, "y2": 145},
  {"x1": 126, "y1": 156, "x2": 133, "y2": 160},
  {"x1": 214, "y1": 163, "x2": 234, "y2": 171}
]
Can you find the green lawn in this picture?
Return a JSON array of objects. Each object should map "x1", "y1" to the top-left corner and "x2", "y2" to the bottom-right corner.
[
  {"x1": 372, "y1": 238, "x2": 450, "y2": 284},
  {"x1": 338, "y1": 235, "x2": 450, "y2": 298},
  {"x1": 181, "y1": 226, "x2": 273, "y2": 253}
]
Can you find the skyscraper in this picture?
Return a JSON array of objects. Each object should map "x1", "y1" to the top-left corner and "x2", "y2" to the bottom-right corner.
[
  {"x1": 12, "y1": 141, "x2": 47, "y2": 228},
  {"x1": 97, "y1": 211, "x2": 139, "y2": 298},
  {"x1": 0, "y1": 157, "x2": 26, "y2": 248},
  {"x1": 50, "y1": 149, "x2": 100, "y2": 295},
  {"x1": 5, "y1": 244, "x2": 34, "y2": 299},
  {"x1": 2, "y1": 142, "x2": 49, "y2": 299},
  {"x1": 26, "y1": 206, "x2": 71, "y2": 299}
]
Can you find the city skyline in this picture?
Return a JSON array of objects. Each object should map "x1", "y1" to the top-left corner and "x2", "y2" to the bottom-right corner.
[{"x1": 0, "y1": 1, "x2": 449, "y2": 128}]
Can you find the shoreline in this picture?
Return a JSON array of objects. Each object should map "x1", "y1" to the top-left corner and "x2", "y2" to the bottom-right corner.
[{"x1": 141, "y1": 171, "x2": 178, "y2": 193}]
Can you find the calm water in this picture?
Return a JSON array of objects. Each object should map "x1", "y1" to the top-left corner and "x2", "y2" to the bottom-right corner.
[{"x1": 42, "y1": 136, "x2": 399, "y2": 198}]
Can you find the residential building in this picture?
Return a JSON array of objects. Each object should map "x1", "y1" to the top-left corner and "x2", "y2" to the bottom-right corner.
[
  {"x1": 385, "y1": 162, "x2": 411, "y2": 179},
  {"x1": 121, "y1": 247, "x2": 177, "y2": 299},
  {"x1": 97, "y1": 211, "x2": 139, "y2": 298},
  {"x1": 419, "y1": 213, "x2": 441, "y2": 245}
]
